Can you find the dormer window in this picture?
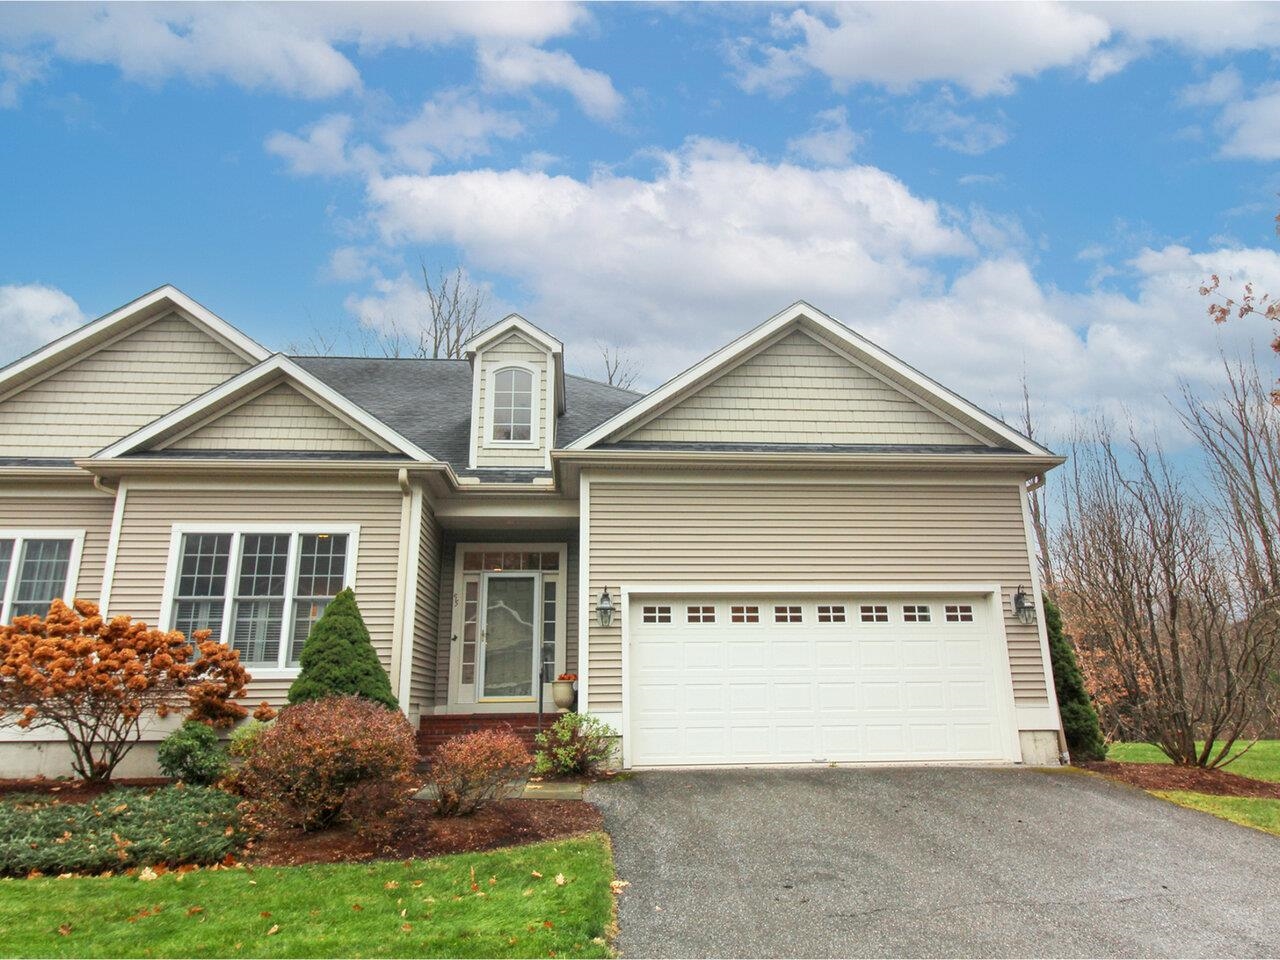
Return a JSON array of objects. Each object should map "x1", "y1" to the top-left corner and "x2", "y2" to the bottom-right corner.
[{"x1": 490, "y1": 366, "x2": 536, "y2": 444}]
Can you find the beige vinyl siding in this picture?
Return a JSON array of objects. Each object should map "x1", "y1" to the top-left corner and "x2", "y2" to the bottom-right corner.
[
  {"x1": 585, "y1": 473, "x2": 1046, "y2": 712},
  {"x1": 408, "y1": 498, "x2": 442, "y2": 714},
  {"x1": 474, "y1": 332, "x2": 550, "y2": 468},
  {"x1": 109, "y1": 483, "x2": 404, "y2": 707},
  {"x1": 0, "y1": 314, "x2": 252, "y2": 458},
  {"x1": 0, "y1": 484, "x2": 115, "y2": 607},
  {"x1": 433, "y1": 533, "x2": 579, "y2": 706},
  {"x1": 164, "y1": 381, "x2": 386, "y2": 453},
  {"x1": 624, "y1": 330, "x2": 979, "y2": 446}
]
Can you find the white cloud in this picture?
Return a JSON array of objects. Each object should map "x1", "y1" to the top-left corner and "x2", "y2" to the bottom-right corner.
[
  {"x1": 0, "y1": 51, "x2": 45, "y2": 108},
  {"x1": 1214, "y1": 83, "x2": 1280, "y2": 160},
  {"x1": 0, "y1": 283, "x2": 86, "y2": 364},
  {"x1": 385, "y1": 91, "x2": 524, "y2": 170},
  {"x1": 728, "y1": 2, "x2": 1280, "y2": 100},
  {"x1": 732, "y1": 3, "x2": 1110, "y2": 97},
  {"x1": 477, "y1": 43, "x2": 623, "y2": 121},
  {"x1": 906, "y1": 98, "x2": 1010, "y2": 155},
  {"x1": 1179, "y1": 66, "x2": 1244, "y2": 108},
  {"x1": 359, "y1": 138, "x2": 971, "y2": 372},
  {"x1": 0, "y1": 2, "x2": 589, "y2": 99},
  {"x1": 265, "y1": 114, "x2": 380, "y2": 176},
  {"x1": 786, "y1": 106, "x2": 860, "y2": 166}
]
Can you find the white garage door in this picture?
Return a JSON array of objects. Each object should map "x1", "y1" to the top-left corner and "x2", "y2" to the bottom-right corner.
[{"x1": 628, "y1": 594, "x2": 1015, "y2": 766}]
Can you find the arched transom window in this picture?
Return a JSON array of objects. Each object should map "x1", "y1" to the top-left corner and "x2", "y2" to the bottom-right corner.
[{"x1": 492, "y1": 366, "x2": 534, "y2": 442}]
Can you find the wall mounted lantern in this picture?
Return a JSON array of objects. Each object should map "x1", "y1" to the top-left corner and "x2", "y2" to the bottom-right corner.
[
  {"x1": 1013, "y1": 586, "x2": 1036, "y2": 625},
  {"x1": 596, "y1": 587, "x2": 615, "y2": 628}
]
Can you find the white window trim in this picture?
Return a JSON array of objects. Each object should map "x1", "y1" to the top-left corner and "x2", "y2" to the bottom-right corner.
[
  {"x1": 0, "y1": 529, "x2": 85, "y2": 624},
  {"x1": 158, "y1": 523, "x2": 360, "y2": 679},
  {"x1": 484, "y1": 362, "x2": 541, "y2": 449}
]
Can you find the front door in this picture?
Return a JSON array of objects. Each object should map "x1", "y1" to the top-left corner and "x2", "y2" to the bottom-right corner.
[{"x1": 478, "y1": 572, "x2": 540, "y2": 700}]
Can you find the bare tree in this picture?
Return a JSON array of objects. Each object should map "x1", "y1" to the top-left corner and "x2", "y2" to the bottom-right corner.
[
  {"x1": 1055, "y1": 419, "x2": 1280, "y2": 766},
  {"x1": 288, "y1": 262, "x2": 490, "y2": 359},
  {"x1": 596, "y1": 340, "x2": 640, "y2": 390}
]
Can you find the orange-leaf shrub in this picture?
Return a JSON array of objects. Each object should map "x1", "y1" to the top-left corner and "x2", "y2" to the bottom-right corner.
[
  {"x1": 426, "y1": 728, "x2": 531, "y2": 817},
  {"x1": 236, "y1": 695, "x2": 418, "y2": 832},
  {"x1": 0, "y1": 600, "x2": 251, "y2": 781}
]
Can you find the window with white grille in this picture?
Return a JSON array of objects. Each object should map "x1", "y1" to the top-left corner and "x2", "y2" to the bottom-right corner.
[
  {"x1": 817, "y1": 604, "x2": 846, "y2": 623},
  {"x1": 945, "y1": 604, "x2": 974, "y2": 622},
  {"x1": 774, "y1": 605, "x2": 802, "y2": 623},
  {"x1": 642, "y1": 605, "x2": 672, "y2": 624},
  {"x1": 687, "y1": 605, "x2": 716, "y2": 624},
  {"x1": 0, "y1": 533, "x2": 79, "y2": 622},
  {"x1": 731, "y1": 605, "x2": 760, "y2": 623},
  {"x1": 903, "y1": 604, "x2": 932, "y2": 623},
  {"x1": 859, "y1": 604, "x2": 889, "y2": 623}
]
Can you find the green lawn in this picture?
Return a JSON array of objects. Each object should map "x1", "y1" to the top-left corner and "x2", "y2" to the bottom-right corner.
[
  {"x1": 0, "y1": 834, "x2": 615, "y2": 959},
  {"x1": 1152, "y1": 791, "x2": 1280, "y2": 838},
  {"x1": 1107, "y1": 739, "x2": 1280, "y2": 782},
  {"x1": 1106, "y1": 740, "x2": 1280, "y2": 839}
]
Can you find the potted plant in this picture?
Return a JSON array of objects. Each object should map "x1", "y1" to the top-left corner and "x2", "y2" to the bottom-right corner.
[{"x1": 552, "y1": 673, "x2": 577, "y2": 711}]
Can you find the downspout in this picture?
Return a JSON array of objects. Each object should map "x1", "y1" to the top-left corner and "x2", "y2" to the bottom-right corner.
[{"x1": 388, "y1": 469, "x2": 413, "y2": 715}]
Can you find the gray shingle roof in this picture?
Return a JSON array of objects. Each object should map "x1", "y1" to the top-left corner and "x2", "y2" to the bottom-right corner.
[{"x1": 291, "y1": 356, "x2": 642, "y2": 475}]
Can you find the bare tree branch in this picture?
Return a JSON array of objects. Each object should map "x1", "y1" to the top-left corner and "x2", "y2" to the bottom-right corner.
[{"x1": 596, "y1": 340, "x2": 640, "y2": 390}]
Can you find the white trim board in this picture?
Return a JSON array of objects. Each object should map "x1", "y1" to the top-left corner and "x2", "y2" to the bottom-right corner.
[
  {"x1": 93, "y1": 355, "x2": 436, "y2": 462},
  {"x1": 0, "y1": 285, "x2": 270, "y2": 399},
  {"x1": 566, "y1": 300, "x2": 1053, "y2": 457}
]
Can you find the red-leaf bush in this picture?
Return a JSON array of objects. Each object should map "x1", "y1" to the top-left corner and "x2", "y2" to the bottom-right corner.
[
  {"x1": 426, "y1": 729, "x2": 531, "y2": 816},
  {"x1": 0, "y1": 599, "x2": 251, "y2": 781},
  {"x1": 236, "y1": 695, "x2": 418, "y2": 833}
]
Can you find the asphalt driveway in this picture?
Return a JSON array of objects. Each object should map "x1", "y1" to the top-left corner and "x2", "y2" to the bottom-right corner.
[{"x1": 587, "y1": 766, "x2": 1280, "y2": 958}]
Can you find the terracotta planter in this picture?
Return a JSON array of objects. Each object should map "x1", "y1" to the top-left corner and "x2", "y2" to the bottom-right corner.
[{"x1": 552, "y1": 680, "x2": 576, "y2": 711}]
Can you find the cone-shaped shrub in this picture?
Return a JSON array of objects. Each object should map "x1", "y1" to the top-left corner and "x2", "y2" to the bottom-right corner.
[
  {"x1": 287, "y1": 588, "x2": 397, "y2": 709},
  {"x1": 1045, "y1": 593, "x2": 1106, "y2": 761}
]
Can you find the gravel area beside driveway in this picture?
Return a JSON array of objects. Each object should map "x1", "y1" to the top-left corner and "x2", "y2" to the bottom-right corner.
[{"x1": 587, "y1": 766, "x2": 1280, "y2": 959}]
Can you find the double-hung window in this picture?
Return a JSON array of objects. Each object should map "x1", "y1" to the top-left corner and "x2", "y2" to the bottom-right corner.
[
  {"x1": 166, "y1": 527, "x2": 356, "y2": 671},
  {"x1": 0, "y1": 531, "x2": 82, "y2": 623}
]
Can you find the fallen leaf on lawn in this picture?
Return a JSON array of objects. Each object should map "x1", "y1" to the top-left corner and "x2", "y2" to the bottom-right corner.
[
  {"x1": 544, "y1": 920, "x2": 554, "y2": 929},
  {"x1": 531, "y1": 871, "x2": 543, "y2": 878},
  {"x1": 187, "y1": 906, "x2": 204, "y2": 917},
  {"x1": 400, "y1": 909, "x2": 407, "y2": 918},
  {"x1": 523, "y1": 888, "x2": 534, "y2": 897},
  {"x1": 401, "y1": 923, "x2": 413, "y2": 933},
  {"x1": 265, "y1": 924, "x2": 280, "y2": 936},
  {"x1": 489, "y1": 876, "x2": 497, "y2": 886},
  {"x1": 57, "y1": 873, "x2": 72, "y2": 880},
  {"x1": 508, "y1": 937, "x2": 518, "y2": 946},
  {"x1": 351, "y1": 904, "x2": 363, "y2": 912},
  {"x1": 610, "y1": 880, "x2": 630, "y2": 894},
  {"x1": 423, "y1": 896, "x2": 436, "y2": 904},
  {"x1": 384, "y1": 881, "x2": 399, "y2": 890},
  {"x1": 411, "y1": 880, "x2": 423, "y2": 889},
  {"x1": 137, "y1": 867, "x2": 158, "y2": 882},
  {"x1": 260, "y1": 911, "x2": 271, "y2": 918},
  {"x1": 248, "y1": 880, "x2": 257, "y2": 886},
  {"x1": 57, "y1": 924, "x2": 71, "y2": 937},
  {"x1": 554, "y1": 874, "x2": 566, "y2": 886}
]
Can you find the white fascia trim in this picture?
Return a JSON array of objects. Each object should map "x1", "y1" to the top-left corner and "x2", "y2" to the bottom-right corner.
[
  {"x1": 0, "y1": 284, "x2": 269, "y2": 395},
  {"x1": 566, "y1": 300, "x2": 1053, "y2": 457},
  {"x1": 464, "y1": 314, "x2": 563, "y2": 357},
  {"x1": 94, "y1": 354, "x2": 437, "y2": 462}
]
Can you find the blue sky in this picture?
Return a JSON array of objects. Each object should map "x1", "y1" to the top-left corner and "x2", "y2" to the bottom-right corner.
[{"x1": 3, "y1": 1, "x2": 1280, "y2": 445}]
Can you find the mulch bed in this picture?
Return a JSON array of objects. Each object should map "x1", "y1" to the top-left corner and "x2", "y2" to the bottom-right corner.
[
  {"x1": 0, "y1": 777, "x2": 170, "y2": 803},
  {"x1": 1083, "y1": 761, "x2": 1280, "y2": 799},
  {"x1": 247, "y1": 798, "x2": 604, "y2": 867}
]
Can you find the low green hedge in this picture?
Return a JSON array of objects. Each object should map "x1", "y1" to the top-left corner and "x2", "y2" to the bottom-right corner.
[{"x1": 0, "y1": 785, "x2": 249, "y2": 877}]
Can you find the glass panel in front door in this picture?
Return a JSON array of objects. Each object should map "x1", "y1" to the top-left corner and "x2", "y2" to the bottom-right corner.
[{"x1": 482, "y1": 575, "x2": 537, "y2": 698}]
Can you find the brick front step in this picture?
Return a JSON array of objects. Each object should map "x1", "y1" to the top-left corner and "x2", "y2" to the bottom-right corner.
[{"x1": 417, "y1": 712, "x2": 564, "y2": 756}]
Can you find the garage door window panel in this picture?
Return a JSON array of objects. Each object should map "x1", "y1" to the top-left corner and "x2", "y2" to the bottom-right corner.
[{"x1": 774, "y1": 605, "x2": 802, "y2": 623}]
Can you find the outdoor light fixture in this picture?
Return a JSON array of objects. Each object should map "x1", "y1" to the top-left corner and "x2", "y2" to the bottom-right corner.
[
  {"x1": 596, "y1": 587, "x2": 615, "y2": 627},
  {"x1": 1013, "y1": 586, "x2": 1036, "y2": 626}
]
